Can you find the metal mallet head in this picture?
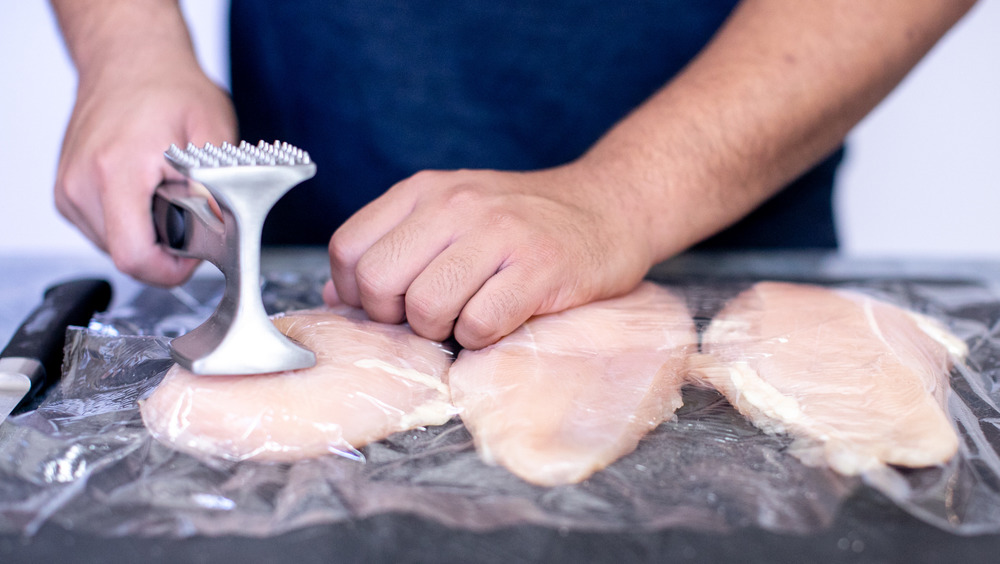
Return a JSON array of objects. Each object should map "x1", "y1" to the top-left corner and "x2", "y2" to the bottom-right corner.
[{"x1": 152, "y1": 140, "x2": 317, "y2": 375}]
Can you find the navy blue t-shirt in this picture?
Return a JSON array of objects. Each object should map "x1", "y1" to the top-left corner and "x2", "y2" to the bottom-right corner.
[{"x1": 230, "y1": 0, "x2": 841, "y2": 249}]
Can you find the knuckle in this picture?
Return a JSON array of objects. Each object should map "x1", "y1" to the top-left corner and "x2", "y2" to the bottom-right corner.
[
  {"x1": 53, "y1": 190, "x2": 72, "y2": 218},
  {"x1": 327, "y1": 230, "x2": 357, "y2": 268},
  {"x1": 405, "y1": 289, "x2": 448, "y2": 329},
  {"x1": 458, "y1": 288, "x2": 527, "y2": 349},
  {"x1": 57, "y1": 169, "x2": 90, "y2": 207},
  {"x1": 406, "y1": 310, "x2": 453, "y2": 343},
  {"x1": 106, "y1": 239, "x2": 156, "y2": 283},
  {"x1": 109, "y1": 247, "x2": 145, "y2": 279},
  {"x1": 455, "y1": 318, "x2": 494, "y2": 350},
  {"x1": 456, "y1": 314, "x2": 500, "y2": 350},
  {"x1": 404, "y1": 169, "x2": 444, "y2": 189},
  {"x1": 354, "y1": 257, "x2": 396, "y2": 304},
  {"x1": 441, "y1": 184, "x2": 483, "y2": 210},
  {"x1": 442, "y1": 182, "x2": 494, "y2": 214},
  {"x1": 484, "y1": 205, "x2": 535, "y2": 235}
]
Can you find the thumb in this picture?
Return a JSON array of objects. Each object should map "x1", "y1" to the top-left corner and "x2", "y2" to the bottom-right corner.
[{"x1": 322, "y1": 279, "x2": 345, "y2": 307}]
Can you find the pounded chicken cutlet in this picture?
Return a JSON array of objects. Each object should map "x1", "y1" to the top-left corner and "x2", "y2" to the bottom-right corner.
[
  {"x1": 692, "y1": 281, "x2": 965, "y2": 475},
  {"x1": 141, "y1": 308, "x2": 457, "y2": 461},
  {"x1": 449, "y1": 282, "x2": 697, "y2": 486}
]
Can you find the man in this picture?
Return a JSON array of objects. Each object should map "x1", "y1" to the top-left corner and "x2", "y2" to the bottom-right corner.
[{"x1": 49, "y1": 0, "x2": 977, "y2": 349}]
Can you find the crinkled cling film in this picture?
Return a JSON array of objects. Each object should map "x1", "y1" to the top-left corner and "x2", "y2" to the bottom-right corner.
[
  {"x1": 140, "y1": 307, "x2": 458, "y2": 464},
  {"x1": 2, "y1": 265, "x2": 1000, "y2": 538}
]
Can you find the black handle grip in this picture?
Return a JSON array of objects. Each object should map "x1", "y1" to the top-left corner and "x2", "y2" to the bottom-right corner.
[
  {"x1": 153, "y1": 191, "x2": 189, "y2": 250},
  {"x1": 1, "y1": 279, "x2": 113, "y2": 402}
]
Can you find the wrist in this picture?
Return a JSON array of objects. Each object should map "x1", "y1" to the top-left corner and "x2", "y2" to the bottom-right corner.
[
  {"x1": 552, "y1": 155, "x2": 661, "y2": 275},
  {"x1": 53, "y1": 0, "x2": 199, "y2": 86}
]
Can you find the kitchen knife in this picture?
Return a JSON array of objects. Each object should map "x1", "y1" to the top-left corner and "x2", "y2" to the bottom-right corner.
[{"x1": 0, "y1": 278, "x2": 112, "y2": 422}]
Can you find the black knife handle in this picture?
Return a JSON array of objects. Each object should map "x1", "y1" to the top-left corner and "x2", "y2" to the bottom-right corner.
[{"x1": 1, "y1": 278, "x2": 113, "y2": 400}]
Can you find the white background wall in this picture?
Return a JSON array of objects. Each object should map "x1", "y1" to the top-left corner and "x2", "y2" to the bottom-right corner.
[{"x1": 2, "y1": 1, "x2": 998, "y2": 263}]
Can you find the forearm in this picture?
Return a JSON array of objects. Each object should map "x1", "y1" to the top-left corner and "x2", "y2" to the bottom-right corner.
[
  {"x1": 579, "y1": 0, "x2": 977, "y2": 261},
  {"x1": 50, "y1": 0, "x2": 199, "y2": 85}
]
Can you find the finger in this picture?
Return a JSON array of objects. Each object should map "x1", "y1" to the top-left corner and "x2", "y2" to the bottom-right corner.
[
  {"x1": 454, "y1": 261, "x2": 548, "y2": 350},
  {"x1": 403, "y1": 235, "x2": 508, "y2": 342},
  {"x1": 54, "y1": 193, "x2": 108, "y2": 254},
  {"x1": 180, "y1": 180, "x2": 224, "y2": 221},
  {"x1": 322, "y1": 279, "x2": 344, "y2": 306},
  {"x1": 71, "y1": 219, "x2": 108, "y2": 255},
  {"x1": 328, "y1": 172, "x2": 439, "y2": 306},
  {"x1": 353, "y1": 216, "x2": 454, "y2": 324},
  {"x1": 54, "y1": 162, "x2": 110, "y2": 252},
  {"x1": 102, "y1": 162, "x2": 199, "y2": 286}
]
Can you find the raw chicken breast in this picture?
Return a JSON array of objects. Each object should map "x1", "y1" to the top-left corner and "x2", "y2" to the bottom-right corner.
[
  {"x1": 693, "y1": 281, "x2": 966, "y2": 476},
  {"x1": 141, "y1": 308, "x2": 457, "y2": 462},
  {"x1": 449, "y1": 282, "x2": 697, "y2": 486}
]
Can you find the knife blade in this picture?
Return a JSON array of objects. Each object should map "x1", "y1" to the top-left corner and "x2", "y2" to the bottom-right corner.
[{"x1": 0, "y1": 278, "x2": 112, "y2": 422}]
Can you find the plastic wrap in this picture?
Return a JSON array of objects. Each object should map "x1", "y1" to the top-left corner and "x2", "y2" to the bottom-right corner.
[
  {"x1": 690, "y1": 281, "x2": 962, "y2": 476},
  {"x1": 141, "y1": 308, "x2": 456, "y2": 462},
  {"x1": 449, "y1": 281, "x2": 696, "y2": 487},
  {"x1": 2, "y1": 267, "x2": 1000, "y2": 538}
]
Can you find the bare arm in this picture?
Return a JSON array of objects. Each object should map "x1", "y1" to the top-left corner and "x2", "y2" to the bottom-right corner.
[
  {"x1": 50, "y1": 0, "x2": 236, "y2": 285},
  {"x1": 327, "y1": 0, "x2": 977, "y2": 348},
  {"x1": 582, "y1": 0, "x2": 978, "y2": 260},
  {"x1": 52, "y1": 0, "x2": 196, "y2": 77}
]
